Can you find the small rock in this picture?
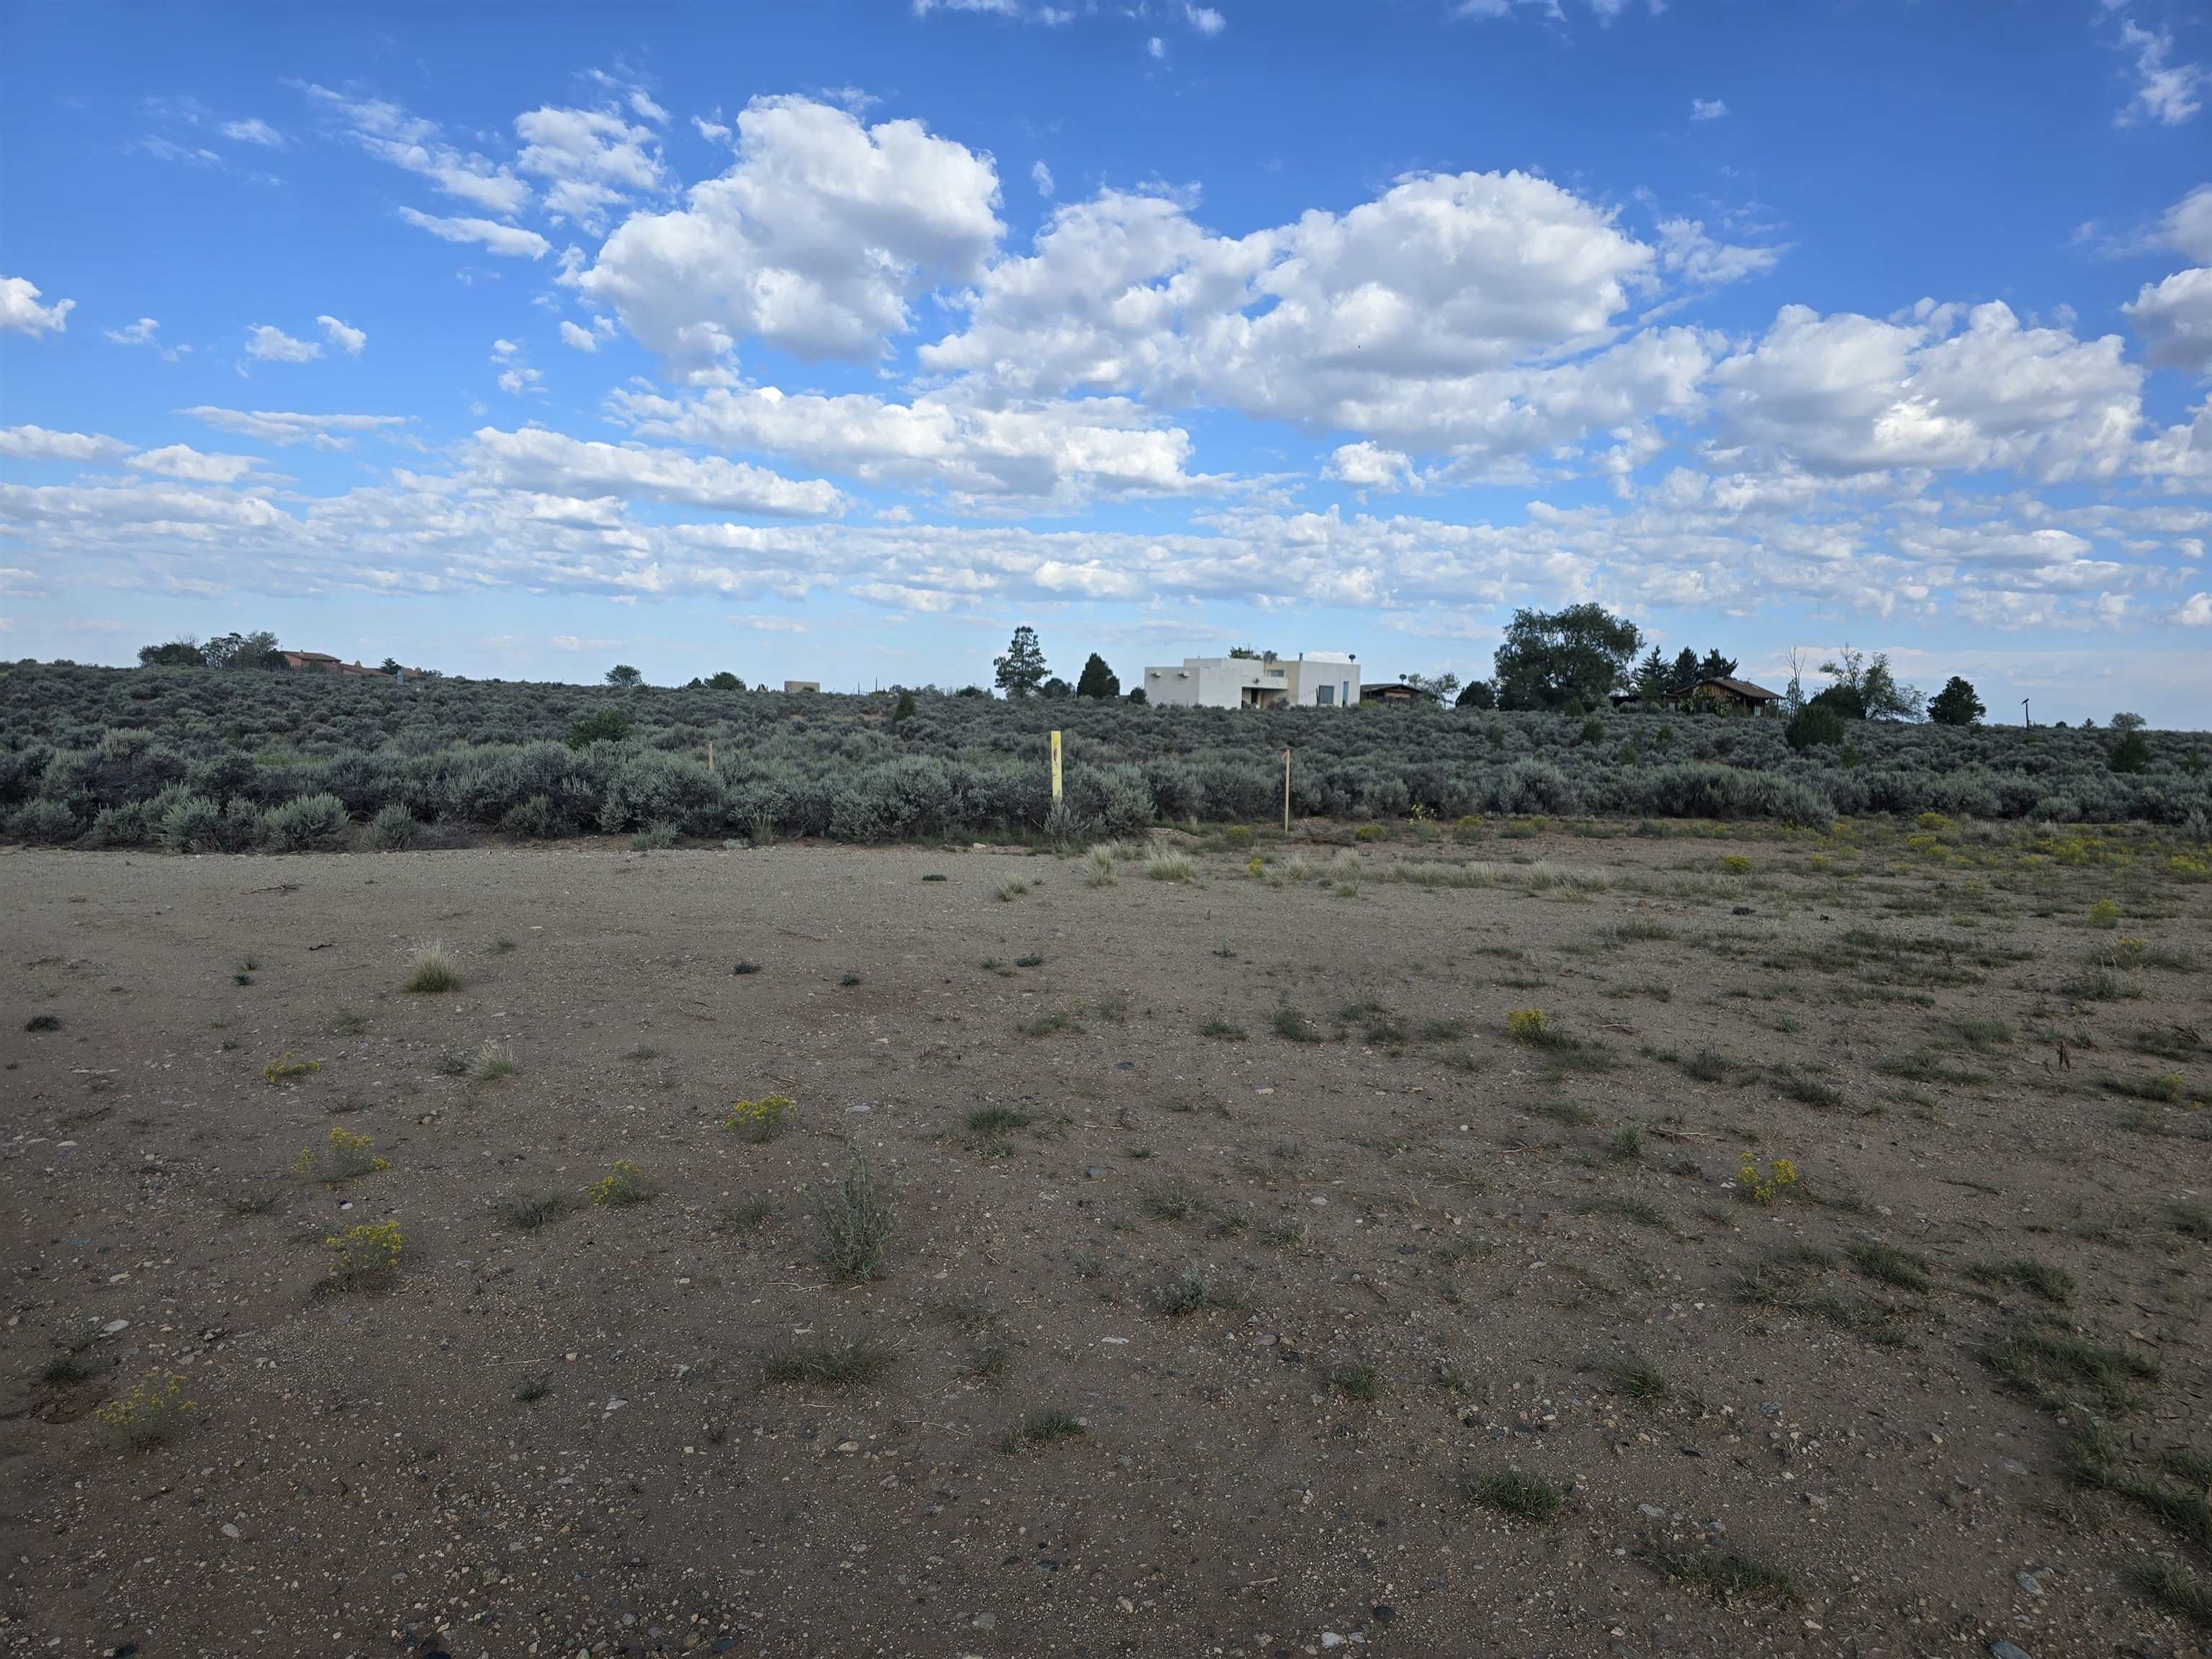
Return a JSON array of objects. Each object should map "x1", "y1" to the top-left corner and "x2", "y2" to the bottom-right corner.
[
  {"x1": 1638, "y1": 1503, "x2": 1665, "y2": 1519},
  {"x1": 220, "y1": 1523, "x2": 239, "y2": 1539},
  {"x1": 971, "y1": 1612, "x2": 995, "y2": 1630},
  {"x1": 100, "y1": 1320, "x2": 129, "y2": 1337},
  {"x1": 1321, "y1": 1636, "x2": 1344, "y2": 1651},
  {"x1": 2016, "y1": 1571, "x2": 2041, "y2": 1596},
  {"x1": 1990, "y1": 1643, "x2": 2033, "y2": 1659},
  {"x1": 1084, "y1": 1168, "x2": 1105, "y2": 1180}
]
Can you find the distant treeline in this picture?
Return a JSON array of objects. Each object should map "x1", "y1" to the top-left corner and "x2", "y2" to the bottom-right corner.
[{"x1": 1, "y1": 662, "x2": 2207, "y2": 851}]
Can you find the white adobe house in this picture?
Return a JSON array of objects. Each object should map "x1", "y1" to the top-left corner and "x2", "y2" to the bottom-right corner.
[{"x1": 1141, "y1": 651, "x2": 1362, "y2": 709}]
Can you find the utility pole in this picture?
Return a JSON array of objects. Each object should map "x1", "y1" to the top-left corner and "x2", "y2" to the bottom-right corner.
[{"x1": 2021, "y1": 698, "x2": 2031, "y2": 729}]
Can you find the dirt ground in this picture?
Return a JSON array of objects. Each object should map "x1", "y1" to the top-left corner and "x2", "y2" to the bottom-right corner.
[{"x1": 3, "y1": 822, "x2": 2208, "y2": 1659}]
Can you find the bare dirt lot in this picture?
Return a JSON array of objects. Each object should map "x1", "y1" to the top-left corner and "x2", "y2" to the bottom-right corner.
[{"x1": 4, "y1": 822, "x2": 2208, "y2": 1659}]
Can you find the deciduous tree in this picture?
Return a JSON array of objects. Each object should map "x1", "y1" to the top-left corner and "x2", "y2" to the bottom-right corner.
[{"x1": 1493, "y1": 604, "x2": 1643, "y2": 712}]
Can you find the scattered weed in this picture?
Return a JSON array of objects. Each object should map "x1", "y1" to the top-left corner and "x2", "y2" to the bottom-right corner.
[
  {"x1": 1600, "y1": 1354, "x2": 1668, "y2": 1400},
  {"x1": 499, "y1": 1190, "x2": 569, "y2": 1231},
  {"x1": 1019, "y1": 1410, "x2": 1086, "y2": 1445},
  {"x1": 1156, "y1": 1265, "x2": 1233, "y2": 1316},
  {"x1": 715, "y1": 1195, "x2": 776, "y2": 1236},
  {"x1": 1328, "y1": 1363, "x2": 1380, "y2": 1401},
  {"x1": 817, "y1": 1154, "x2": 893, "y2": 1282},
  {"x1": 725, "y1": 1094, "x2": 795, "y2": 1142},
  {"x1": 1984, "y1": 1321, "x2": 2160, "y2": 1411},
  {"x1": 295, "y1": 1127, "x2": 389, "y2": 1184},
  {"x1": 1844, "y1": 1241, "x2": 1933, "y2": 1292},
  {"x1": 1467, "y1": 1468, "x2": 1563, "y2": 1522},
  {"x1": 760, "y1": 1339, "x2": 894, "y2": 1388},
  {"x1": 325, "y1": 1221, "x2": 404, "y2": 1287},
  {"x1": 1735, "y1": 1156, "x2": 1799, "y2": 1205},
  {"x1": 2127, "y1": 1559, "x2": 2212, "y2": 1629},
  {"x1": 588, "y1": 1160, "x2": 656, "y2": 1208},
  {"x1": 260, "y1": 1051, "x2": 321, "y2": 1084},
  {"x1": 96, "y1": 1372, "x2": 197, "y2": 1449},
  {"x1": 1653, "y1": 1550, "x2": 1795, "y2": 1602},
  {"x1": 967, "y1": 1105, "x2": 1033, "y2": 1137},
  {"x1": 1968, "y1": 1256, "x2": 2074, "y2": 1305}
]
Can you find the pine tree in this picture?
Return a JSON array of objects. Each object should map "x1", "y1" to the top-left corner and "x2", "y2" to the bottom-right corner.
[
  {"x1": 993, "y1": 626, "x2": 1048, "y2": 698},
  {"x1": 1075, "y1": 652, "x2": 1120, "y2": 699}
]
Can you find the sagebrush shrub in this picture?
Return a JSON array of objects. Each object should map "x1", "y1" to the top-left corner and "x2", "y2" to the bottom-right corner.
[
  {"x1": 261, "y1": 792, "x2": 349, "y2": 852},
  {"x1": 369, "y1": 802, "x2": 418, "y2": 849}
]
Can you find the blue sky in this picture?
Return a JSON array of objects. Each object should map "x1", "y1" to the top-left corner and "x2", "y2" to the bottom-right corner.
[{"x1": 3, "y1": 0, "x2": 2209, "y2": 721}]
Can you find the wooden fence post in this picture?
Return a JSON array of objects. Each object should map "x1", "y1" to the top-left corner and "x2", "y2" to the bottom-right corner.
[{"x1": 1282, "y1": 748, "x2": 1291, "y2": 832}]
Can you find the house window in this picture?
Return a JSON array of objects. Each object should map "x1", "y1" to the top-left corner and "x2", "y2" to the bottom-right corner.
[{"x1": 1316, "y1": 684, "x2": 1334, "y2": 706}]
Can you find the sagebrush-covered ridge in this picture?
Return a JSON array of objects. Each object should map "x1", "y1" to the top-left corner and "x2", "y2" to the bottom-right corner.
[{"x1": 3, "y1": 663, "x2": 2208, "y2": 850}]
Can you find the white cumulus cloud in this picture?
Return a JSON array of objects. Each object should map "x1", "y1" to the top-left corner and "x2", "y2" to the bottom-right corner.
[
  {"x1": 611, "y1": 382, "x2": 1220, "y2": 508},
  {"x1": 1691, "y1": 98, "x2": 1727, "y2": 121},
  {"x1": 1326, "y1": 441, "x2": 1419, "y2": 490},
  {"x1": 127, "y1": 444, "x2": 261, "y2": 484},
  {"x1": 464, "y1": 426, "x2": 847, "y2": 518},
  {"x1": 302, "y1": 83, "x2": 531, "y2": 215},
  {"x1": 577, "y1": 94, "x2": 1004, "y2": 379},
  {"x1": 318, "y1": 315, "x2": 367, "y2": 356},
  {"x1": 221, "y1": 117, "x2": 285, "y2": 146},
  {"x1": 1710, "y1": 300, "x2": 2142, "y2": 481},
  {"x1": 1, "y1": 276, "x2": 73, "y2": 336},
  {"x1": 514, "y1": 102, "x2": 668, "y2": 231},
  {"x1": 244, "y1": 324, "x2": 322, "y2": 363},
  {"x1": 397, "y1": 207, "x2": 552, "y2": 259},
  {"x1": 181, "y1": 406, "x2": 408, "y2": 449},
  {"x1": 0, "y1": 425, "x2": 132, "y2": 462},
  {"x1": 2113, "y1": 17, "x2": 2203, "y2": 127},
  {"x1": 2125, "y1": 266, "x2": 2212, "y2": 374}
]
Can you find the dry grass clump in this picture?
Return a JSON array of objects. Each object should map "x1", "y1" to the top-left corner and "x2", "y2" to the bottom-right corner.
[
  {"x1": 1143, "y1": 845, "x2": 1195, "y2": 882},
  {"x1": 403, "y1": 942, "x2": 460, "y2": 994},
  {"x1": 468, "y1": 1040, "x2": 519, "y2": 1084}
]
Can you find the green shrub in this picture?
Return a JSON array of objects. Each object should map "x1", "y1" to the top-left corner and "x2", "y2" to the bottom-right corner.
[
  {"x1": 261, "y1": 792, "x2": 349, "y2": 852},
  {"x1": 9, "y1": 800, "x2": 78, "y2": 845},
  {"x1": 156, "y1": 791, "x2": 224, "y2": 852},
  {"x1": 566, "y1": 706, "x2": 634, "y2": 749},
  {"x1": 369, "y1": 803, "x2": 418, "y2": 849},
  {"x1": 1785, "y1": 703, "x2": 1847, "y2": 752}
]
